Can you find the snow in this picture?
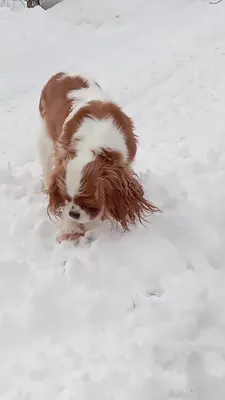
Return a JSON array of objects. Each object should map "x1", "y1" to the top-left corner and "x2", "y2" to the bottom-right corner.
[{"x1": 1, "y1": 0, "x2": 225, "y2": 398}]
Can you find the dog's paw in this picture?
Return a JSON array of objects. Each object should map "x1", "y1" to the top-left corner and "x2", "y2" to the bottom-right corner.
[
  {"x1": 57, "y1": 231, "x2": 82, "y2": 243},
  {"x1": 56, "y1": 225, "x2": 86, "y2": 244}
]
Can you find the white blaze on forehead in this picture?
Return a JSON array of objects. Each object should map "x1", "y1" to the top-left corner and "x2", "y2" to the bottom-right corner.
[
  {"x1": 66, "y1": 148, "x2": 94, "y2": 198},
  {"x1": 65, "y1": 117, "x2": 129, "y2": 198}
]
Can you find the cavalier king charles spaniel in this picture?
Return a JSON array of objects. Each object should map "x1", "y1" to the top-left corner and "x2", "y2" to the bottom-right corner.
[{"x1": 38, "y1": 72, "x2": 159, "y2": 242}]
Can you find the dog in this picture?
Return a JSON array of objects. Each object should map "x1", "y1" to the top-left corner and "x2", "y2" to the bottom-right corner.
[{"x1": 38, "y1": 72, "x2": 159, "y2": 242}]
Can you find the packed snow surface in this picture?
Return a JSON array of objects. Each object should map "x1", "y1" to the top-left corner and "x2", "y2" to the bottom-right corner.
[{"x1": 1, "y1": 0, "x2": 225, "y2": 398}]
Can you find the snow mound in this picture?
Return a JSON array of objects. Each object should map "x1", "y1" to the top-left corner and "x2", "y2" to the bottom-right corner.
[{"x1": 1, "y1": 0, "x2": 225, "y2": 399}]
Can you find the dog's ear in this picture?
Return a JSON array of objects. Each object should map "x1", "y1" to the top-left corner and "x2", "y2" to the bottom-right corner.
[
  {"x1": 97, "y1": 165, "x2": 159, "y2": 230},
  {"x1": 47, "y1": 163, "x2": 66, "y2": 217}
]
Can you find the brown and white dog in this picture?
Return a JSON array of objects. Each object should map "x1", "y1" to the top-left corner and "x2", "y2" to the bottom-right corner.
[{"x1": 38, "y1": 72, "x2": 159, "y2": 242}]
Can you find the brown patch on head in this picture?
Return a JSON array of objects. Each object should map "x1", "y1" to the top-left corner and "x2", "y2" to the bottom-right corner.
[{"x1": 75, "y1": 194, "x2": 101, "y2": 220}]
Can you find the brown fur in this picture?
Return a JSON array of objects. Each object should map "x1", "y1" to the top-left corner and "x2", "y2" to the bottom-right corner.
[
  {"x1": 39, "y1": 72, "x2": 88, "y2": 143},
  {"x1": 47, "y1": 161, "x2": 67, "y2": 218}
]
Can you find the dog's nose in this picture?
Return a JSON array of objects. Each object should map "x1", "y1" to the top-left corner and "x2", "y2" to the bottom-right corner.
[{"x1": 69, "y1": 210, "x2": 80, "y2": 220}]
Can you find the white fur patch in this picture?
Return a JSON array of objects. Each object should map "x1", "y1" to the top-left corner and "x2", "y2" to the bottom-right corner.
[
  {"x1": 66, "y1": 147, "x2": 95, "y2": 198},
  {"x1": 66, "y1": 117, "x2": 128, "y2": 198},
  {"x1": 64, "y1": 77, "x2": 128, "y2": 199}
]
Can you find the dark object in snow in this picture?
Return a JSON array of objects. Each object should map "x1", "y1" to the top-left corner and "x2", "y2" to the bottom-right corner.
[{"x1": 26, "y1": 0, "x2": 39, "y2": 8}]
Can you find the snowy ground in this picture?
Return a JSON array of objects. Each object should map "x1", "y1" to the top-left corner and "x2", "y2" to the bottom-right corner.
[{"x1": 1, "y1": 0, "x2": 225, "y2": 398}]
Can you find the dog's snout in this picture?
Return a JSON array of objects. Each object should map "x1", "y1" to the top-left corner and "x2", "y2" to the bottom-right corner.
[{"x1": 69, "y1": 210, "x2": 80, "y2": 220}]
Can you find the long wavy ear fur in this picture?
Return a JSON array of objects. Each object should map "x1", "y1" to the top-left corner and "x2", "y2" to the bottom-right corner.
[
  {"x1": 47, "y1": 163, "x2": 66, "y2": 218},
  {"x1": 96, "y1": 165, "x2": 160, "y2": 230}
]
